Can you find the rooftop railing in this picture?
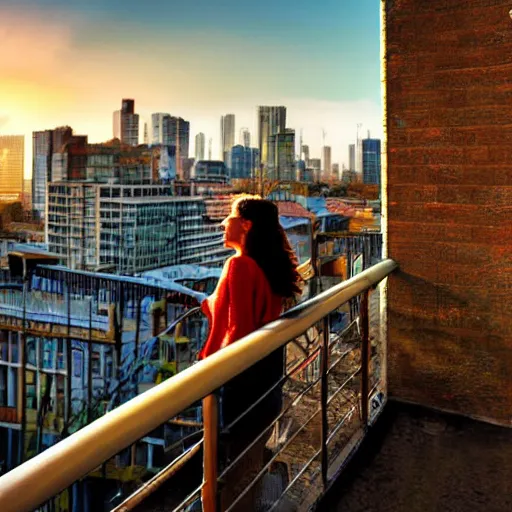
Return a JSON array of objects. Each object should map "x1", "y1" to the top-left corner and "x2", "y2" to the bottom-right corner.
[{"x1": 0, "y1": 258, "x2": 397, "y2": 512}]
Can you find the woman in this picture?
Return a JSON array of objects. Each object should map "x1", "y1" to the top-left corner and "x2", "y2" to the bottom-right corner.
[
  {"x1": 199, "y1": 195, "x2": 302, "y2": 361},
  {"x1": 199, "y1": 195, "x2": 302, "y2": 510}
]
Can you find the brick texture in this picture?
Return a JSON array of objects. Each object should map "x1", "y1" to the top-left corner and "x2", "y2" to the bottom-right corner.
[{"x1": 384, "y1": 0, "x2": 512, "y2": 424}]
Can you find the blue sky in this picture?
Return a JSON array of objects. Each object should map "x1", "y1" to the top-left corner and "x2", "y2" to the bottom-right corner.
[{"x1": 1, "y1": 0, "x2": 382, "y2": 173}]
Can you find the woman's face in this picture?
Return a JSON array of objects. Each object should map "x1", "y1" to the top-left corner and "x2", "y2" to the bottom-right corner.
[{"x1": 221, "y1": 208, "x2": 252, "y2": 251}]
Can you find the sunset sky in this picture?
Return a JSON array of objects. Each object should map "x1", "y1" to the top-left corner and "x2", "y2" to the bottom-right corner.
[{"x1": 0, "y1": 0, "x2": 382, "y2": 177}]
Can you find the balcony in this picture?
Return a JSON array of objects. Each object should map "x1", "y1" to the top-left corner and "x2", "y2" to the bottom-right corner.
[{"x1": 1, "y1": 0, "x2": 511, "y2": 509}]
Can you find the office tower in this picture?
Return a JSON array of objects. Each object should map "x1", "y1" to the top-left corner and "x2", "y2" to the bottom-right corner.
[
  {"x1": 349, "y1": 144, "x2": 356, "y2": 171},
  {"x1": 113, "y1": 99, "x2": 139, "y2": 146},
  {"x1": 230, "y1": 146, "x2": 260, "y2": 179},
  {"x1": 32, "y1": 130, "x2": 53, "y2": 217},
  {"x1": 257, "y1": 106, "x2": 286, "y2": 170},
  {"x1": 151, "y1": 113, "x2": 190, "y2": 173},
  {"x1": 176, "y1": 117, "x2": 190, "y2": 162},
  {"x1": 301, "y1": 144, "x2": 310, "y2": 165},
  {"x1": 239, "y1": 128, "x2": 250, "y2": 148},
  {"x1": 152, "y1": 113, "x2": 171, "y2": 146},
  {"x1": 362, "y1": 137, "x2": 382, "y2": 185},
  {"x1": 220, "y1": 114, "x2": 235, "y2": 165},
  {"x1": 0, "y1": 136, "x2": 24, "y2": 197},
  {"x1": 195, "y1": 133, "x2": 206, "y2": 161},
  {"x1": 32, "y1": 127, "x2": 77, "y2": 219},
  {"x1": 322, "y1": 146, "x2": 332, "y2": 179},
  {"x1": 268, "y1": 129, "x2": 295, "y2": 181}
]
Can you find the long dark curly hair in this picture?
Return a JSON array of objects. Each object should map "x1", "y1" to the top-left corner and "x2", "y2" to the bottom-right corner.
[{"x1": 233, "y1": 195, "x2": 302, "y2": 298}]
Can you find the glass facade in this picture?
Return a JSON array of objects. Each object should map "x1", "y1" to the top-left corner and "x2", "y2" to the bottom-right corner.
[
  {"x1": 362, "y1": 138, "x2": 381, "y2": 185},
  {"x1": 0, "y1": 135, "x2": 24, "y2": 197}
]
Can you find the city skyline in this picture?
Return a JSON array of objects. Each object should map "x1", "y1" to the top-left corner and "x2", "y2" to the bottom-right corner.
[{"x1": 1, "y1": 0, "x2": 382, "y2": 177}]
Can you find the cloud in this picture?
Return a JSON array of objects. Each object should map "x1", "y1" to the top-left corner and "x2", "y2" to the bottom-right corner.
[{"x1": 0, "y1": 116, "x2": 9, "y2": 129}]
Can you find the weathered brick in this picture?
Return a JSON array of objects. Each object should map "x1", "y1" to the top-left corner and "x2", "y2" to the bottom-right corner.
[{"x1": 385, "y1": 0, "x2": 512, "y2": 424}]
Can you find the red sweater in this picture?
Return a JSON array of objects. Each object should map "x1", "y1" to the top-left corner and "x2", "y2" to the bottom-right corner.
[{"x1": 198, "y1": 255, "x2": 283, "y2": 360}]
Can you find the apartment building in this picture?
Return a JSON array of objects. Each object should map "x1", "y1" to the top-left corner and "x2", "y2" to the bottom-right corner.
[{"x1": 46, "y1": 183, "x2": 231, "y2": 274}]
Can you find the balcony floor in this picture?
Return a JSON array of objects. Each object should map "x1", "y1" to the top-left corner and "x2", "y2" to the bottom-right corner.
[{"x1": 325, "y1": 401, "x2": 512, "y2": 512}]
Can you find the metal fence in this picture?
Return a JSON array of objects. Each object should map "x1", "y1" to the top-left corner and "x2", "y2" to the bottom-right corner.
[{"x1": 0, "y1": 259, "x2": 397, "y2": 512}]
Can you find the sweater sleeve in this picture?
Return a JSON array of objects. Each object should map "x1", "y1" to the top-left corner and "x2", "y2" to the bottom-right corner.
[{"x1": 223, "y1": 257, "x2": 258, "y2": 348}]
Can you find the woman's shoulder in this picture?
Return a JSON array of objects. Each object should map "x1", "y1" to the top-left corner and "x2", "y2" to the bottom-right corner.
[{"x1": 226, "y1": 254, "x2": 260, "y2": 274}]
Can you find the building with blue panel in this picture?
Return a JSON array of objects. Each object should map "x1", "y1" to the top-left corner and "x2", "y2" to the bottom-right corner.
[
  {"x1": 230, "y1": 145, "x2": 259, "y2": 179},
  {"x1": 362, "y1": 138, "x2": 381, "y2": 185}
]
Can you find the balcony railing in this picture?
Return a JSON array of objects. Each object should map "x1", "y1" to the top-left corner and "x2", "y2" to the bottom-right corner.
[{"x1": 0, "y1": 259, "x2": 397, "y2": 512}]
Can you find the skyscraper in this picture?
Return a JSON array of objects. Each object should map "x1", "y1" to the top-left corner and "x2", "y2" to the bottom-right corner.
[
  {"x1": 152, "y1": 113, "x2": 171, "y2": 146},
  {"x1": 195, "y1": 133, "x2": 206, "y2": 161},
  {"x1": 258, "y1": 106, "x2": 286, "y2": 171},
  {"x1": 349, "y1": 144, "x2": 356, "y2": 171},
  {"x1": 113, "y1": 99, "x2": 139, "y2": 146},
  {"x1": 322, "y1": 146, "x2": 332, "y2": 179},
  {"x1": 239, "y1": 128, "x2": 250, "y2": 148},
  {"x1": 151, "y1": 113, "x2": 190, "y2": 172},
  {"x1": 362, "y1": 137, "x2": 381, "y2": 185},
  {"x1": 0, "y1": 136, "x2": 24, "y2": 197},
  {"x1": 33, "y1": 127, "x2": 74, "y2": 218},
  {"x1": 268, "y1": 129, "x2": 295, "y2": 181},
  {"x1": 220, "y1": 114, "x2": 235, "y2": 165}
]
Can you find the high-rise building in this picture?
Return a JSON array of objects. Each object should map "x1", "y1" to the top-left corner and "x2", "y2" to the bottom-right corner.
[
  {"x1": 113, "y1": 99, "x2": 139, "y2": 146},
  {"x1": 348, "y1": 144, "x2": 356, "y2": 171},
  {"x1": 32, "y1": 130, "x2": 52, "y2": 217},
  {"x1": 151, "y1": 114, "x2": 190, "y2": 175},
  {"x1": 322, "y1": 146, "x2": 332, "y2": 179},
  {"x1": 230, "y1": 146, "x2": 260, "y2": 180},
  {"x1": 0, "y1": 136, "x2": 24, "y2": 198},
  {"x1": 195, "y1": 133, "x2": 206, "y2": 161},
  {"x1": 152, "y1": 113, "x2": 171, "y2": 146},
  {"x1": 362, "y1": 137, "x2": 382, "y2": 185},
  {"x1": 258, "y1": 106, "x2": 286, "y2": 171},
  {"x1": 32, "y1": 127, "x2": 77, "y2": 218},
  {"x1": 301, "y1": 145, "x2": 310, "y2": 165},
  {"x1": 268, "y1": 129, "x2": 295, "y2": 181},
  {"x1": 239, "y1": 128, "x2": 250, "y2": 148},
  {"x1": 220, "y1": 114, "x2": 235, "y2": 165}
]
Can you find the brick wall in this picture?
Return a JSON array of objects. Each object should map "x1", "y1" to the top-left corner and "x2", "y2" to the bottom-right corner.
[{"x1": 384, "y1": 0, "x2": 512, "y2": 424}]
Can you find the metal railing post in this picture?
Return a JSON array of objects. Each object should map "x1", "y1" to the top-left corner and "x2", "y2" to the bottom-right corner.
[
  {"x1": 320, "y1": 315, "x2": 330, "y2": 488},
  {"x1": 202, "y1": 394, "x2": 218, "y2": 512},
  {"x1": 360, "y1": 290, "x2": 370, "y2": 427}
]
